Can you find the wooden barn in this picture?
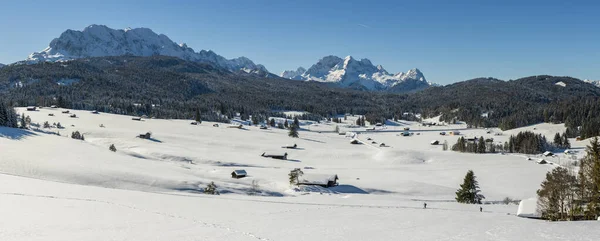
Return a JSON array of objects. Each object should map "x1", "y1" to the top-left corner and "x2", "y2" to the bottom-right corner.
[
  {"x1": 231, "y1": 170, "x2": 247, "y2": 179},
  {"x1": 298, "y1": 174, "x2": 339, "y2": 188},
  {"x1": 261, "y1": 152, "x2": 288, "y2": 160},
  {"x1": 282, "y1": 144, "x2": 298, "y2": 149}
]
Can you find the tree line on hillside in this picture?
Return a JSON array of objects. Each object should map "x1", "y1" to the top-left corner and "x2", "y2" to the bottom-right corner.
[
  {"x1": 537, "y1": 137, "x2": 600, "y2": 221},
  {"x1": 3, "y1": 57, "x2": 600, "y2": 134},
  {"x1": 452, "y1": 131, "x2": 550, "y2": 154}
]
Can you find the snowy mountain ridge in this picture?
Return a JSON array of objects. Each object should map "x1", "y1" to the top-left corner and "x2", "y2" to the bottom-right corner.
[
  {"x1": 281, "y1": 55, "x2": 433, "y2": 92},
  {"x1": 25, "y1": 25, "x2": 269, "y2": 75},
  {"x1": 584, "y1": 79, "x2": 600, "y2": 88}
]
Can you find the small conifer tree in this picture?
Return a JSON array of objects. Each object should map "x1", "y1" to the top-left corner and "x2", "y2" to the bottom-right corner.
[{"x1": 455, "y1": 170, "x2": 485, "y2": 204}]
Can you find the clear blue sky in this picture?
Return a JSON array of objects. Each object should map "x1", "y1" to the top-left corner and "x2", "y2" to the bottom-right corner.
[{"x1": 1, "y1": 0, "x2": 599, "y2": 84}]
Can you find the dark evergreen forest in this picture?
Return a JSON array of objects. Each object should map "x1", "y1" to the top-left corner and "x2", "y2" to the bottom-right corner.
[{"x1": 2, "y1": 56, "x2": 600, "y2": 136}]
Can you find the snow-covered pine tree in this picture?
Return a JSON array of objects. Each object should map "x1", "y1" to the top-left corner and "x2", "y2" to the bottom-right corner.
[
  {"x1": 204, "y1": 182, "x2": 219, "y2": 195},
  {"x1": 455, "y1": 170, "x2": 485, "y2": 204},
  {"x1": 109, "y1": 144, "x2": 117, "y2": 152}
]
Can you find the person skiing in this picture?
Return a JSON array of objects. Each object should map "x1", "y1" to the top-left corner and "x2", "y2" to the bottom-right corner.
[
  {"x1": 424, "y1": 202, "x2": 427, "y2": 209},
  {"x1": 480, "y1": 206, "x2": 483, "y2": 212}
]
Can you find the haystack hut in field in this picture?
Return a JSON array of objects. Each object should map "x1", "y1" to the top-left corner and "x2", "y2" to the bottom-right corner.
[
  {"x1": 350, "y1": 139, "x2": 361, "y2": 145},
  {"x1": 261, "y1": 152, "x2": 288, "y2": 160},
  {"x1": 543, "y1": 151, "x2": 554, "y2": 157},
  {"x1": 138, "y1": 132, "x2": 152, "y2": 139},
  {"x1": 431, "y1": 140, "x2": 439, "y2": 145},
  {"x1": 297, "y1": 174, "x2": 339, "y2": 187},
  {"x1": 282, "y1": 144, "x2": 298, "y2": 149},
  {"x1": 231, "y1": 170, "x2": 247, "y2": 179},
  {"x1": 517, "y1": 198, "x2": 541, "y2": 219}
]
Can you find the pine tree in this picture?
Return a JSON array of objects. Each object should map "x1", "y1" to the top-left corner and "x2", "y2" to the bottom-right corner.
[
  {"x1": 334, "y1": 125, "x2": 340, "y2": 133},
  {"x1": 554, "y1": 133, "x2": 562, "y2": 148},
  {"x1": 43, "y1": 121, "x2": 50, "y2": 128},
  {"x1": 289, "y1": 168, "x2": 304, "y2": 186},
  {"x1": 20, "y1": 113, "x2": 27, "y2": 129},
  {"x1": 442, "y1": 140, "x2": 449, "y2": 151},
  {"x1": 284, "y1": 120, "x2": 289, "y2": 129},
  {"x1": 562, "y1": 132, "x2": 570, "y2": 149},
  {"x1": 537, "y1": 167, "x2": 577, "y2": 221},
  {"x1": 288, "y1": 125, "x2": 299, "y2": 138},
  {"x1": 477, "y1": 136, "x2": 486, "y2": 153},
  {"x1": 109, "y1": 144, "x2": 117, "y2": 152},
  {"x1": 583, "y1": 137, "x2": 600, "y2": 218},
  {"x1": 293, "y1": 117, "x2": 300, "y2": 128},
  {"x1": 455, "y1": 170, "x2": 485, "y2": 204},
  {"x1": 269, "y1": 118, "x2": 276, "y2": 127},
  {"x1": 0, "y1": 102, "x2": 18, "y2": 128},
  {"x1": 204, "y1": 182, "x2": 219, "y2": 195},
  {"x1": 194, "y1": 109, "x2": 201, "y2": 123}
]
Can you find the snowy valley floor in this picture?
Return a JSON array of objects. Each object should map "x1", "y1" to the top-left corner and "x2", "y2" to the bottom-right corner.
[{"x1": 1, "y1": 108, "x2": 598, "y2": 240}]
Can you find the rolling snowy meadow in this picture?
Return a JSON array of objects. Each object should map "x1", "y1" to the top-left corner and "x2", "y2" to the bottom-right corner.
[{"x1": 1, "y1": 107, "x2": 598, "y2": 240}]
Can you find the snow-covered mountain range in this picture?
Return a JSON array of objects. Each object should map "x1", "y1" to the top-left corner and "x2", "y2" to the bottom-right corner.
[
  {"x1": 281, "y1": 55, "x2": 434, "y2": 92},
  {"x1": 25, "y1": 25, "x2": 269, "y2": 75}
]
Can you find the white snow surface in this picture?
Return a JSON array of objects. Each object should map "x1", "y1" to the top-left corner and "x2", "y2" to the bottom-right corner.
[
  {"x1": 280, "y1": 55, "x2": 434, "y2": 90},
  {"x1": 1, "y1": 109, "x2": 598, "y2": 240},
  {"x1": 25, "y1": 25, "x2": 268, "y2": 74},
  {"x1": 584, "y1": 79, "x2": 600, "y2": 88}
]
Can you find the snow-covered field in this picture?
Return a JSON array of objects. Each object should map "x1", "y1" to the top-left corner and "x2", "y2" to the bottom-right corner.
[{"x1": 1, "y1": 108, "x2": 598, "y2": 240}]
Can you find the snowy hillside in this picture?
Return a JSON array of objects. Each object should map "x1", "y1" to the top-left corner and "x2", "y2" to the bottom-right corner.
[
  {"x1": 584, "y1": 79, "x2": 600, "y2": 88},
  {"x1": 281, "y1": 55, "x2": 434, "y2": 92},
  {"x1": 1, "y1": 108, "x2": 597, "y2": 240},
  {"x1": 25, "y1": 25, "x2": 269, "y2": 75}
]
